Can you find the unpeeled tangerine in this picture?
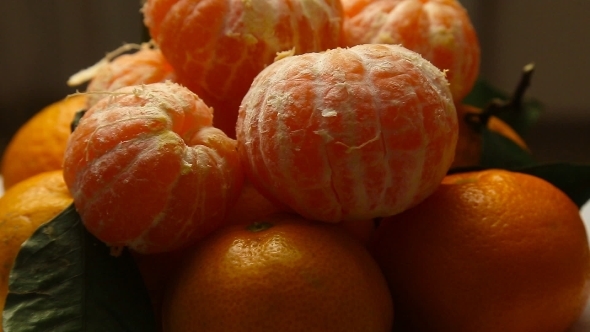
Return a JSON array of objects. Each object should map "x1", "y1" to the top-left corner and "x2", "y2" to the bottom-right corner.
[
  {"x1": 236, "y1": 44, "x2": 458, "y2": 222},
  {"x1": 63, "y1": 82, "x2": 244, "y2": 254}
]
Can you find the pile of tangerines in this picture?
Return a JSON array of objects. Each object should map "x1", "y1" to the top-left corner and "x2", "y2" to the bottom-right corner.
[{"x1": 1, "y1": 0, "x2": 589, "y2": 331}]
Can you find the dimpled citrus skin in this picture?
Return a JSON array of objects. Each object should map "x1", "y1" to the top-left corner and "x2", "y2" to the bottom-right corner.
[
  {"x1": 371, "y1": 169, "x2": 590, "y2": 332},
  {"x1": 341, "y1": 0, "x2": 480, "y2": 101},
  {"x1": 63, "y1": 82, "x2": 244, "y2": 254},
  {"x1": 0, "y1": 170, "x2": 73, "y2": 330},
  {"x1": 86, "y1": 46, "x2": 176, "y2": 109},
  {"x1": 142, "y1": 0, "x2": 344, "y2": 138},
  {"x1": 236, "y1": 44, "x2": 458, "y2": 222},
  {"x1": 161, "y1": 213, "x2": 393, "y2": 331},
  {"x1": 1, "y1": 95, "x2": 86, "y2": 190}
]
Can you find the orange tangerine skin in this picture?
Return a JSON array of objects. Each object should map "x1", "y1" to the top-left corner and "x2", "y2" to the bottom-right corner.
[
  {"x1": 1, "y1": 95, "x2": 86, "y2": 190},
  {"x1": 371, "y1": 169, "x2": 590, "y2": 331},
  {"x1": 142, "y1": 0, "x2": 344, "y2": 138},
  {"x1": 86, "y1": 47, "x2": 176, "y2": 109},
  {"x1": 0, "y1": 170, "x2": 73, "y2": 328},
  {"x1": 63, "y1": 82, "x2": 244, "y2": 254},
  {"x1": 161, "y1": 213, "x2": 394, "y2": 331},
  {"x1": 341, "y1": 0, "x2": 480, "y2": 101},
  {"x1": 237, "y1": 44, "x2": 458, "y2": 222}
]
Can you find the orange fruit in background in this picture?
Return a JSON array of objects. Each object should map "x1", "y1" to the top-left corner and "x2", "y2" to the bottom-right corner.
[
  {"x1": 224, "y1": 181, "x2": 376, "y2": 244},
  {"x1": 371, "y1": 169, "x2": 590, "y2": 332},
  {"x1": 0, "y1": 170, "x2": 73, "y2": 330},
  {"x1": 142, "y1": 0, "x2": 344, "y2": 138},
  {"x1": 452, "y1": 103, "x2": 529, "y2": 168},
  {"x1": 85, "y1": 45, "x2": 176, "y2": 109},
  {"x1": 223, "y1": 179, "x2": 288, "y2": 225},
  {"x1": 340, "y1": 0, "x2": 481, "y2": 101},
  {"x1": 161, "y1": 213, "x2": 393, "y2": 332},
  {"x1": 0, "y1": 94, "x2": 86, "y2": 190},
  {"x1": 236, "y1": 43, "x2": 458, "y2": 222},
  {"x1": 62, "y1": 82, "x2": 244, "y2": 254}
]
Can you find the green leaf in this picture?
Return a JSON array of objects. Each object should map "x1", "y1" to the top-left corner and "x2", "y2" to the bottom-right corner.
[
  {"x1": 488, "y1": 98, "x2": 544, "y2": 138},
  {"x1": 463, "y1": 75, "x2": 544, "y2": 136},
  {"x1": 3, "y1": 204, "x2": 157, "y2": 332},
  {"x1": 462, "y1": 78, "x2": 509, "y2": 109},
  {"x1": 479, "y1": 127, "x2": 536, "y2": 169},
  {"x1": 512, "y1": 163, "x2": 590, "y2": 208},
  {"x1": 70, "y1": 110, "x2": 86, "y2": 133}
]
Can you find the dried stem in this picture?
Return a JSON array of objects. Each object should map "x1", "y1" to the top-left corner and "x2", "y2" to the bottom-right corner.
[{"x1": 466, "y1": 62, "x2": 535, "y2": 130}]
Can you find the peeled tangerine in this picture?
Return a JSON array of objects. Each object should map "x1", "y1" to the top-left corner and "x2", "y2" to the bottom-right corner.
[
  {"x1": 341, "y1": 0, "x2": 481, "y2": 101},
  {"x1": 236, "y1": 44, "x2": 458, "y2": 222},
  {"x1": 63, "y1": 82, "x2": 244, "y2": 254},
  {"x1": 84, "y1": 45, "x2": 176, "y2": 109},
  {"x1": 142, "y1": 0, "x2": 344, "y2": 137}
]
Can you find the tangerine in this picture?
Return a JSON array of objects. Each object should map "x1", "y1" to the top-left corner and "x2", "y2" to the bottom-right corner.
[
  {"x1": 223, "y1": 178, "x2": 288, "y2": 225},
  {"x1": 62, "y1": 82, "x2": 244, "y2": 254},
  {"x1": 371, "y1": 169, "x2": 590, "y2": 332},
  {"x1": 0, "y1": 95, "x2": 86, "y2": 190},
  {"x1": 0, "y1": 170, "x2": 73, "y2": 330},
  {"x1": 452, "y1": 103, "x2": 529, "y2": 168},
  {"x1": 85, "y1": 45, "x2": 177, "y2": 109},
  {"x1": 142, "y1": 0, "x2": 344, "y2": 137},
  {"x1": 224, "y1": 182, "x2": 376, "y2": 245},
  {"x1": 340, "y1": 0, "x2": 480, "y2": 101},
  {"x1": 236, "y1": 43, "x2": 458, "y2": 222},
  {"x1": 161, "y1": 212, "x2": 393, "y2": 331}
]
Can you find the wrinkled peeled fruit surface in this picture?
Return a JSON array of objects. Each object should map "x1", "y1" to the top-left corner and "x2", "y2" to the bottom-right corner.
[
  {"x1": 236, "y1": 43, "x2": 458, "y2": 223},
  {"x1": 85, "y1": 46, "x2": 177, "y2": 109},
  {"x1": 340, "y1": 0, "x2": 481, "y2": 101},
  {"x1": 63, "y1": 82, "x2": 244, "y2": 254},
  {"x1": 142, "y1": 0, "x2": 344, "y2": 137}
]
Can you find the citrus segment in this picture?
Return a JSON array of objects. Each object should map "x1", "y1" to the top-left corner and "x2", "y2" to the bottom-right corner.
[
  {"x1": 63, "y1": 82, "x2": 244, "y2": 254},
  {"x1": 341, "y1": 0, "x2": 480, "y2": 101},
  {"x1": 237, "y1": 44, "x2": 457, "y2": 222},
  {"x1": 85, "y1": 45, "x2": 177, "y2": 109},
  {"x1": 142, "y1": 0, "x2": 344, "y2": 137}
]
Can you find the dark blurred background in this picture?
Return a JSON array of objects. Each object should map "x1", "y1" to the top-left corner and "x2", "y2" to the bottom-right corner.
[
  {"x1": 0, "y1": 1, "x2": 144, "y2": 154},
  {"x1": 461, "y1": 0, "x2": 590, "y2": 163},
  {"x1": 1, "y1": 0, "x2": 588, "y2": 162}
]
